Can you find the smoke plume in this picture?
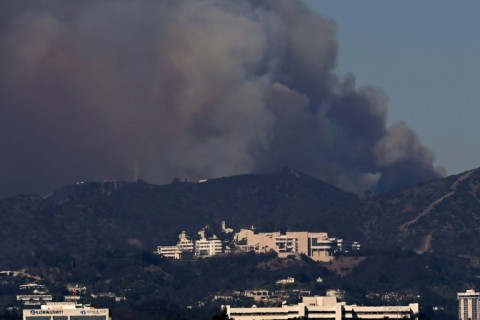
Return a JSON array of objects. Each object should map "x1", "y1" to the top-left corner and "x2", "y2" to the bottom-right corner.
[{"x1": 0, "y1": 0, "x2": 444, "y2": 197}]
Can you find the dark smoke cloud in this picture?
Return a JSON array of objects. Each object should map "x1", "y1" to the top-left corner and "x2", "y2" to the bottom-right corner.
[{"x1": 0, "y1": 0, "x2": 444, "y2": 198}]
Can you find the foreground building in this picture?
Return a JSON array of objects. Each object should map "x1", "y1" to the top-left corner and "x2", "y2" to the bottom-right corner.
[
  {"x1": 458, "y1": 289, "x2": 480, "y2": 320},
  {"x1": 224, "y1": 296, "x2": 419, "y2": 320},
  {"x1": 23, "y1": 302, "x2": 110, "y2": 320}
]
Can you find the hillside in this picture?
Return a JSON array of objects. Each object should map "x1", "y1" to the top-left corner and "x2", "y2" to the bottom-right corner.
[
  {"x1": 2, "y1": 168, "x2": 480, "y2": 319},
  {"x1": 0, "y1": 169, "x2": 360, "y2": 268},
  {"x1": 3, "y1": 167, "x2": 480, "y2": 267},
  {"x1": 359, "y1": 168, "x2": 480, "y2": 260}
]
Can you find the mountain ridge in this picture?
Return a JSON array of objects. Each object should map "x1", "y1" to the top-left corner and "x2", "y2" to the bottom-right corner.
[
  {"x1": 0, "y1": 169, "x2": 359, "y2": 268},
  {"x1": 1, "y1": 167, "x2": 480, "y2": 269},
  {"x1": 2, "y1": 167, "x2": 480, "y2": 319}
]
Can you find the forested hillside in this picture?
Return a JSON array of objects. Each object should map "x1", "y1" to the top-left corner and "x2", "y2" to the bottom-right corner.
[{"x1": 2, "y1": 167, "x2": 480, "y2": 319}]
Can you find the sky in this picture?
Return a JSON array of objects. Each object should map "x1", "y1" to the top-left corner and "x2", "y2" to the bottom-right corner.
[
  {"x1": 305, "y1": 0, "x2": 480, "y2": 176},
  {"x1": 0, "y1": 0, "x2": 469, "y2": 198}
]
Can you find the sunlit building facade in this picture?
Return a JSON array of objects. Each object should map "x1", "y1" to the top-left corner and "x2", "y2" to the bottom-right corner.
[
  {"x1": 236, "y1": 230, "x2": 339, "y2": 262},
  {"x1": 224, "y1": 296, "x2": 419, "y2": 320},
  {"x1": 156, "y1": 231, "x2": 194, "y2": 259},
  {"x1": 195, "y1": 237, "x2": 222, "y2": 257},
  {"x1": 23, "y1": 302, "x2": 110, "y2": 320},
  {"x1": 458, "y1": 289, "x2": 480, "y2": 320}
]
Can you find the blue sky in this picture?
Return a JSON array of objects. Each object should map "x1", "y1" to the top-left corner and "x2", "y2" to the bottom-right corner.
[{"x1": 305, "y1": 0, "x2": 480, "y2": 175}]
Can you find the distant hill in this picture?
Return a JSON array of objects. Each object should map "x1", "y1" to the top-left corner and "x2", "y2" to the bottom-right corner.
[
  {"x1": 359, "y1": 168, "x2": 480, "y2": 260},
  {"x1": 0, "y1": 168, "x2": 360, "y2": 268},
  {"x1": 3, "y1": 167, "x2": 480, "y2": 269},
  {"x1": 3, "y1": 167, "x2": 480, "y2": 319}
]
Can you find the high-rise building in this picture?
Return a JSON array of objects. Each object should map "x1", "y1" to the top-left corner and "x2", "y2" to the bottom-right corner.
[{"x1": 458, "y1": 289, "x2": 480, "y2": 320}]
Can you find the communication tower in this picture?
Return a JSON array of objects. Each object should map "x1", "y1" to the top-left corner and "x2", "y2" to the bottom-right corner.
[{"x1": 133, "y1": 161, "x2": 140, "y2": 182}]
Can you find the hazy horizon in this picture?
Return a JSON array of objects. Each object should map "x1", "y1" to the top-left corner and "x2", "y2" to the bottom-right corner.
[{"x1": 0, "y1": 0, "x2": 458, "y2": 198}]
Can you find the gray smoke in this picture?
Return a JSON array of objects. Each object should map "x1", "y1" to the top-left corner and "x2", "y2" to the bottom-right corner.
[{"x1": 0, "y1": 0, "x2": 445, "y2": 197}]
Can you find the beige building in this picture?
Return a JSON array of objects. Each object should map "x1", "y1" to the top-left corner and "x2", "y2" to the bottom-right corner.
[
  {"x1": 17, "y1": 283, "x2": 52, "y2": 306},
  {"x1": 156, "y1": 246, "x2": 183, "y2": 259},
  {"x1": 236, "y1": 230, "x2": 338, "y2": 262},
  {"x1": 23, "y1": 302, "x2": 110, "y2": 320},
  {"x1": 276, "y1": 277, "x2": 295, "y2": 285},
  {"x1": 225, "y1": 295, "x2": 419, "y2": 320},
  {"x1": 243, "y1": 290, "x2": 271, "y2": 302},
  {"x1": 156, "y1": 231, "x2": 194, "y2": 259},
  {"x1": 458, "y1": 289, "x2": 480, "y2": 320},
  {"x1": 195, "y1": 236, "x2": 222, "y2": 257},
  {"x1": 16, "y1": 295, "x2": 53, "y2": 306}
]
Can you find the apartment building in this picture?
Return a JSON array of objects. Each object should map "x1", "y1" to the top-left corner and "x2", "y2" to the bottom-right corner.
[
  {"x1": 243, "y1": 290, "x2": 271, "y2": 302},
  {"x1": 157, "y1": 246, "x2": 183, "y2": 259},
  {"x1": 176, "y1": 231, "x2": 195, "y2": 252},
  {"x1": 195, "y1": 236, "x2": 222, "y2": 257},
  {"x1": 156, "y1": 231, "x2": 194, "y2": 259},
  {"x1": 458, "y1": 289, "x2": 480, "y2": 320}
]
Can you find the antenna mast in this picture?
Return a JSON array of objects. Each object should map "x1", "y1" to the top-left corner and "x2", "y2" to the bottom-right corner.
[{"x1": 133, "y1": 161, "x2": 140, "y2": 182}]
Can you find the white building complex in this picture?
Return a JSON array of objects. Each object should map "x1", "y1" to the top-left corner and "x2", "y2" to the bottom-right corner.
[
  {"x1": 195, "y1": 236, "x2": 222, "y2": 257},
  {"x1": 235, "y1": 230, "x2": 346, "y2": 262},
  {"x1": 224, "y1": 296, "x2": 419, "y2": 320},
  {"x1": 23, "y1": 302, "x2": 110, "y2": 320},
  {"x1": 17, "y1": 283, "x2": 52, "y2": 306},
  {"x1": 156, "y1": 224, "x2": 359, "y2": 261},
  {"x1": 458, "y1": 289, "x2": 480, "y2": 320},
  {"x1": 156, "y1": 231, "x2": 194, "y2": 259},
  {"x1": 156, "y1": 229, "x2": 224, "y2": 259},
  {"x1": 276, "y1": 277, "x2": 295, "y2": 285}
]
